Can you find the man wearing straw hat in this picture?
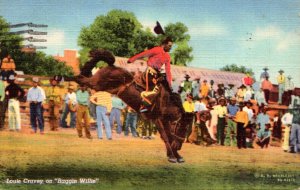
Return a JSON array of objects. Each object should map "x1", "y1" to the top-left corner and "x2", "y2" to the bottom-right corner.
[
  {"x1": 27, "y1": 77, "x2": 46, "y2": 134},
  {"x1": 283, "y1": 75, "x2": 294, "y2": 106},
  {"x1": 61, "y1": 84, "x2": 77, "y2": 128},
  {"x1": 45, "y1": 76, "x2": 62, "y2": 131},
  {"x1": 260, "y1": 67, "x2": 270, "y2": 82},
  {"x1": 5, "y1": 74, "x2": 25, "y2": 131},
  {"x1": 214, "y1": 96, "x2": 228, "y2": 145}
]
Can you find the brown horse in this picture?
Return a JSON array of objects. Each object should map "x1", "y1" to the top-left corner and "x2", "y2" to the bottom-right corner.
[{"x1": 73, "y1": 49, "x2": 189, "y2": 163}]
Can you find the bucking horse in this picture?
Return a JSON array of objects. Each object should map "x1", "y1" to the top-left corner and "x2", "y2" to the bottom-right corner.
[{"x1": 72, "y1": 49, "x2": 192, "y2": 163}]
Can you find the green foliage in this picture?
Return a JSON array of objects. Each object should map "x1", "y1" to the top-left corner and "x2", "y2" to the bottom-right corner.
[
  {"x1": 13, "y1": 51, "x2": 74, "y2": 76},
  {"x1": 0, "y1": 16, "x2": 74, "y2": 77},
  {"x1": 133, "y1": 28, "x2": 159, "y2": 54},
  {"x1": 163, "y1": 22, "x2": 193, "y2": 65},
  {"x1": 164, "y1": 22, "x2": 190, "y2": 42},
  {"x1": 78, "y1": 9, "x2": 142, "y2": 57},
  {"x1": 171, "y1": 41, "x2": 193, "y2": 66},
  {"x1": 0, "y1": 16, "x2": 23, "y2": 59},
  {"x1": 220, "y1": 64, "x2": 254, "y2": 76}
]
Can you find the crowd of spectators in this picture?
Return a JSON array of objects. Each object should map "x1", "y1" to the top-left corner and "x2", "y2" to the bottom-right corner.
[{"x1": 0, "y1": 64, "x2": 299, "y2": 153}]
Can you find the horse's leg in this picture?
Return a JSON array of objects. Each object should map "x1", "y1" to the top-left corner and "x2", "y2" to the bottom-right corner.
[
  {"x1": 155, "y1": 119, "x2": 177, "y2": 163},
  {"x1": 162, "y1": 120, "x2": 185, "y2": 163}
]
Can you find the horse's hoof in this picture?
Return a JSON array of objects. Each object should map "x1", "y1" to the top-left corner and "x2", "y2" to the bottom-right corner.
[
  {"x1": 177, "y1": 157, "x2": 185, "y2": 163},
  {"x1": 168, "y1": 157, "x2": 177, "y2": 163}
]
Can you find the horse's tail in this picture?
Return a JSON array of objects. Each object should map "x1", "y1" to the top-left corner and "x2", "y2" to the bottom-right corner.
[{"x1": 80, "y1": 49, "x2": 115, "y2": 77}]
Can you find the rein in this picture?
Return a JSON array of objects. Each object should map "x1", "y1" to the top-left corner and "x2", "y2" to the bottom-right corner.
[
  {"x1": 170, "y1": 118, "x2": 185, "y2": 142},
  {"x1": 116, "y1": 77, "x2": 135, "y2": 97}
]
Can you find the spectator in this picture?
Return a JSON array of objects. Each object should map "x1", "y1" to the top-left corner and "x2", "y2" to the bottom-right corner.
[
  {"x1": 243, "y1": 101, "x2": 255, "y2": 148},
  {"x1": 256, "y1": 106, "x2": 270, "y2": 133},
  {"x1": 277, "y1": 69, "x2": 285, "y2": 104},
  {"x1": 182, "y1": 74, "x2": 192, "y2": 93},
  {"x1": 281, "y1": 109, "x2": 293, "y2": 152},
  {"x1": 216, "y1": 84, "x2": 225, "y2": 99},
  {"x1": 194, "y1": 96, "x2": 213, "y2": 145},
  {"x1": 261, "y1": 76, "x2": 273, "y2": 103},
  {"x1": 260, "y1": 67, "x2": 269, "y2": 82},
  {"x1": 0, "y1": 77, "x2": 6, "y2": 130},
  {"x1": 90, "y1": 91, "x2": 112, "y2": 140},
  {"x1": 207, "y1": 98, "x2": 217, "y2": 140},
  {"x1": 61, "y1": 85, "x2": 77, "y2": 128},
  {"x1": 88, "y1": 89, "x2": 97, "y2": 121},
  {"x1": 272, "y1": 113, "x2": 282, "y2": 140},
  {"x1": 201, "y1": 80, "x2": 210, "y2": 98},
  {"x1": 1, "y1": 55, "x2": 16, "y2": 81},
  {"x1": 183, "y1": 94, "x2": 195, "y2": 143},
  {"x1": 27, "y1": 77, "x2": 46, "y2": 134},
  {"x1": 124, "y1": 106, "x2": 138, "y2": 137},
  {"x1": 192, "y1": 77, "x2": 201, "y2": 98},
  {"x1": 283, "y1": 75, "x2": 294, "y2": 106},
  {"x1": 214, "y1": 97, "x2": 228, "y2": 145},
  {"x1": 289, "y1": 104, "x2": 300, "y2": 153},
  {"x1": 225, "y1": 84, "x2": 235, "y2": 100},
  {"x1": 234, "y1": 102, "x2": 248, "y2": 149},
  {"x1": 76, "y1": 84, "x2": 92, "y2": 139},
  {"x1": 208, "y1": 80, "x2": 216, "y2": 98},
  {"x1": 109, "y1": 95, "x2": 126, "y2": 135},
  {"x1": 236, "y1": 85, "x2": 246, "y2": 103},
  {"x1": 225, "y1": 97, "x2": 239, "y2": 146},
  {"x1": 198, "y1": 110, "x2": 214, "y2": 145},
  {"x1": 256, "y1": 123, "x2": 271, "y2": 149},
  {"x1": 45, "y1": 76, "x2": 62, "y2": 131},
  {"x1": 5, "y1": 75, "x2": 25, "y2": 131},
  {"x1": 244, "y1": 86, "x2": 252, "y2": 102},
  {"x1": 289, "y1": 91, "x2": 300, "y2": 109},
  {"x1": 255, "y1": 88, "x2": 267, "y2": 106}
]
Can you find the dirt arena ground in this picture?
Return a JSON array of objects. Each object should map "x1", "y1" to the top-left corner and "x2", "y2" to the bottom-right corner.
[{"x1": 0, "y1": 127, "x2": 299, "y2": 190}]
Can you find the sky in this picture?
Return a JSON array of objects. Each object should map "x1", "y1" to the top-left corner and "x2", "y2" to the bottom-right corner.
[{"x1": 0, "y1": 0, "x2": 300, "y2": 86}]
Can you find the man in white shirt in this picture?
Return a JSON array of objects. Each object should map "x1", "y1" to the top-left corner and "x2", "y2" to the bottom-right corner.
[
  {"x1": 283, "y1": 76, "x2": 294, "y2": 106},
  {"x1": 281, "y1": 110, "x2": 293, "y2": 152},
  {"x1": 192, "y1": 78, "x2": 201, "y2": 98},
  {"x1": 27, "y1": 77, "x2": 46, "y2": 134},
  {"x1": 255, "y1": 88, "x2": 267, "y2": 106},
  {"x1": 61, "y1": 85, "x2": 77, "y2": 128},
  {"x1": 243, "y1": 101, "x2": 255, "y2": 148}
]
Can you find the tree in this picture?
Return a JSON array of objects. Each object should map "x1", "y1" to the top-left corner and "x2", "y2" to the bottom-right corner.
[
  {"x1": 0, "y1": 16, "x2": 74, "y2": 76},
  {"x1": 0, "y1": 16, "x2": 23, "y2": 59},
  {"x1": 164, "y1": 22, "x2": 190, "y2": 42},
  {"x1": 133, "y1": 28, "x2": 159, "y2": 54},
  {"x1": 78, "y1": 10, "x2": 143, "y2": 57},
  {"x1": 172, "y1": 41, "x2": 193, "y2": 66},
  {"x1": 13, "y1": 52, "x2": 74, "y2": 76},
  {"x1": 164, "y1": 22, "x2": 193, "y2": 66},
  {"x1": 220, "y1": 64, "x2": 254, "y2": 76}
]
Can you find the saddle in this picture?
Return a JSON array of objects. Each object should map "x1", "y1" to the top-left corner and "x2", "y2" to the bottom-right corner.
[{"x1": 134, "y1": 69, "x2": 158, "y2": 91}]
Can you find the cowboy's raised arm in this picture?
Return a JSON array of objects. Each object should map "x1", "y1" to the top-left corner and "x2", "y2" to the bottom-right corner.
[{"x1": 127, "y1": 47, "x2": 158, "y2": 63}]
